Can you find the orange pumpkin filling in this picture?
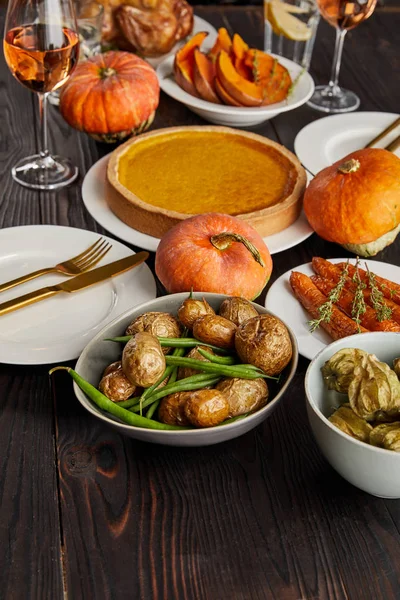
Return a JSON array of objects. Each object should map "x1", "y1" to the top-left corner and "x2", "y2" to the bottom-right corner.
[{"x1": 116, "y1": 130, "x2": 298, "y2": 215}]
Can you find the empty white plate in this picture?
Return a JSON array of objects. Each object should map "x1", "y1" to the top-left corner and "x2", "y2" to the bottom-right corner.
[
  {"x1": 0, "y1": 226, "x2": 156, "y2": 364},
  {"x1": 294, "y1": 111, "x2": 400, "y2": 176}
]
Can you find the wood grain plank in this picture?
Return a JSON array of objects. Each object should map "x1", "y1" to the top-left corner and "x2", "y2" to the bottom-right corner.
[
  {"x1": 0, "y1": 11, "x2": 64, "y2": 599},
  {"x1": 0, "y1": 366, "x2": 64, "y2": 599}
]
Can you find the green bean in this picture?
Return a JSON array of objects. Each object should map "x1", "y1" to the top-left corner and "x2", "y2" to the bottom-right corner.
[
  {"x1": 196, "y1": 347, "x2": 236, "y2": 365},
  {"x1": 164, "y1": 356, "x2": 276, "y2": 379},
  {"x1": 105, "y1": 336, "x2": 230, "y2": 354},
  {"x1": 218, "y1": 414, "x2": 249, "y2": 426},
  {"x1": 49, "y1": 367, "x2": 189, "y2": 430},
  {"x1": 129, "y1": 374, "x2": 221, "y2": 412},
  {"x1": 146, "y1": 399, "x2": 160, "y2": 420},
  {"x1": 116, "y1": 396, "x2": 142, "y2": 409}
]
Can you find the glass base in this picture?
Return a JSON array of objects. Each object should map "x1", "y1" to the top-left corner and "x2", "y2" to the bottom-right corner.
[
  {"x1": 12, "y1": 154, "x2": 78, "y2": 191},
  {"x1": 307, "y1": 84, "x2": 360, "y2": 114}
]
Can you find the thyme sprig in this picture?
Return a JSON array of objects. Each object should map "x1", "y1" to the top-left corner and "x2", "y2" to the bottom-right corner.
[
  {"x1": 308, "y1": 261, "x2": 350, "y2": 332},
  {"x1": 366, "y1": 264, "x2": 393, "y2": 321},
  {"x1": 252, "y1": 50, "x2": 260, "y2": 84},
  {"x1": 351, "y1": 258, "x2": 367, "y2": 332}
]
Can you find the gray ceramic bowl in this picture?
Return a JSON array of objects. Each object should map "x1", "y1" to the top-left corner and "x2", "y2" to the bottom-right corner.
[
  {"x1": 74, "y1": 292, "x2": 298, "y2": 447},
  {"x1": 305, "y1": 332, "x2": 400, "y2": 499}
]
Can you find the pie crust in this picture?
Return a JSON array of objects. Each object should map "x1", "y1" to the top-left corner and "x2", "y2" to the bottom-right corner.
[{"x1": 107, "y1": 126, "x2": 307, "y2": 239}]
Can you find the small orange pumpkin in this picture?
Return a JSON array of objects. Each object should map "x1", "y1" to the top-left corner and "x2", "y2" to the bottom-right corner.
[
  {"x1": 303, "y1": 148, "x2": 400, "y2": 254},
  {"x1": 155, "y1": 213, "x2": 273, "y2": 300},
  {"x1": 59, "y1": 51, "x2": 159, "y2": 143}
]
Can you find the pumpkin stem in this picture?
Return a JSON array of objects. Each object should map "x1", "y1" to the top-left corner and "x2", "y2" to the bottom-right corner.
[
  {"x1": 338, "y1": 158, "x2": 360, "y2": 174},
  {"x1": 98, "y1": 67, "x2": 117, "y2": 79},
  {"x1": 210, "y1": 232, "x2": 265, "y2": 267}
]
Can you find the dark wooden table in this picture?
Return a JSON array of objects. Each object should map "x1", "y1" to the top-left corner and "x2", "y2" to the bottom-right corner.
[{"x1": 1, "y1": 5, "x2": 400, "y2": 599}]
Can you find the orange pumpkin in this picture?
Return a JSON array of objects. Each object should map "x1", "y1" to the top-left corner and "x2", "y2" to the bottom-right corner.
[
  {"x1": 59, "y1": 51, "x2": 159, "y2": 143},
  {"x1": 303, "y1": 148, "x2": 400, "y2": 253},
  {"x1": 155, "y1": 213, "x2": 273, "y2": 300}
]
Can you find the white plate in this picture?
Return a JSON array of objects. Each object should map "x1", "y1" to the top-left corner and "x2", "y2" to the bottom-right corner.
[
  {"x1": 294, "y1": 111, "x2": 400, "y2": 177},
  {"x1": 81, "y1": 153, "x2": 314, "y2": 255},
  {"x1": 157, "y1": 55, "x2": 315, "y2": 127},
  {"x1": 0, "y1": 226, "x2": 156, "y2": 365},
  {"x1": 146, "y1": 15, "x2": 217, "y2": 69},
  {"x1": 265, "y1": 258, "x2": 400, "y2": 360}
]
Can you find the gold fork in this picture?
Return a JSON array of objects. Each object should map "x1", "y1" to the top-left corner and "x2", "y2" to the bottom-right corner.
[{"x1": 0, "y1": 237, "x2": 112, "y2": 294}]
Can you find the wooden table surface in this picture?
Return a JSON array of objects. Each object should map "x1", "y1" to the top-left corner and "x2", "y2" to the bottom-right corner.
[{"x1": 1, "y1": 5, "x2": 400, "y2": 599}]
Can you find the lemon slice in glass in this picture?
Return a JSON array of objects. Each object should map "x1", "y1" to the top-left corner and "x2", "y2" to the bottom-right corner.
[{"x1": 269, "y1": 1, "x2": 312, "y2": 41}]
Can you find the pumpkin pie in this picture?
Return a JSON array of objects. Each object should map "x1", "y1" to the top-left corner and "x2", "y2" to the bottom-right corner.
[{"x1": 107, "y1": 126, "x2": 307, "y2": 238}]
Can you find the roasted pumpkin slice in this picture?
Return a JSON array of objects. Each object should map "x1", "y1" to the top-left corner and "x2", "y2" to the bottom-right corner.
[
  {"x1": 174, "y1": 31, "x2": 209, "y2": 96},
  {"x1": 193, "y1": 49, "x2": 220, "y2": 104},
  {"x1": 216, "y1": 50, "x2": 263, "y2": 107},
  {"x1": 208, "y1": 27, "x2": 233, "y2": 62}
]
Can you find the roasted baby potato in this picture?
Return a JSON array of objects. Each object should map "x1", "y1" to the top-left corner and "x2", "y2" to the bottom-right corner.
[
  {"x1": 184, "y1": 389, "x2": 230, "y2": 428},
  {"x1": 178, "y1": 297, "x2": 215, "y2": 329},
  {"x1": 99, "y1": 368, "x2": 137, "y2": 402},
  {"x1": 102, "y1": 360, "x2": 123, "y2": 377},
  {"x1": 235, "y1": 314, "x2": 293, "y2": 376},
  {"x1": 218, "y1": 297, "x2": 259, "y2": 326},
  {"x1": 122, "y1": 331, "x2": 166, "y2": 387},
  {"x1": 193, "y1": 314, "x2": 237, "y2": 349},
  {"x1": 216, "y1": 377, "x2": 268, "y2": 417},
  {"x1": 125, "y1": 311, "x2": 181, "y2": 353},
  {"x1": 158, "y1": 391, "x2": 192, "y2": 426},
  {"x1": 177, "y1": 345, "x2": 214, "y2": 380}
]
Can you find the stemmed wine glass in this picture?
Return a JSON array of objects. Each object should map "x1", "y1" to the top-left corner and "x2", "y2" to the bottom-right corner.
[
  {"x1": 3, "y1": 0, "x2": 80, "y2": 190},
  {"x1": 308, "y1": 0, "x2": 377, "y2": 113}
]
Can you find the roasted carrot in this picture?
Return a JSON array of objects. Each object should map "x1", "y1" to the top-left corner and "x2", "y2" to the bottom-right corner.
[
  {"x1": 311, "y1": 276, "x2": 400, "y2": 332},
  {"x1": 311, "y1": 257, "x2": 346, "y2": 283},
  {"x1": 311, "y1": 257, "x2": 399, "y2": 323},
  {"x1": 289, "y1": 271, "x2": 368, "y2": 340},
  {"x1": 337, "y1": 262, "x2": 400, "y2": 306}
]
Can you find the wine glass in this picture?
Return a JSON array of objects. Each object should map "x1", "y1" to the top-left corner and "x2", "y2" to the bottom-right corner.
[
  {"x1": 307, "y1": 0, "x2": 377, "y2": 113},
  {"x1": 3, "y1": 0, "x2": 80, "y2": 190}
]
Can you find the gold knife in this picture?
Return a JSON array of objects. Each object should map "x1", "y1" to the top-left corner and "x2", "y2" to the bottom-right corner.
[{"x1": 0, "y1": 251, "x2": 149, "y2": 317}]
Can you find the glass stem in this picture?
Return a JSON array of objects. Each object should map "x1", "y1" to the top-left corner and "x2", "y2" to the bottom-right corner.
[
  {"x1": 328, "y1": 28, "x2": 347, "y2": 94},
  {"x1": 38, "y1": 92, "x2": 50, "y2": 160}
]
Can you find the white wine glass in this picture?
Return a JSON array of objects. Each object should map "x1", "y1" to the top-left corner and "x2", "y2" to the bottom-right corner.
[
  {"x1": 308, "y1": 0, "x2": 377, "y2": 113},
  {"x1": 3, "y1": 0, "x2": 80, "y2": 190}
]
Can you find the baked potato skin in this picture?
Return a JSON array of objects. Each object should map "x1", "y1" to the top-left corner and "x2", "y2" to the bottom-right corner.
[
  {"x1": 235, "y1": 314, "x2": 293, "y2": 376},
  {"x1": 216, "y1": 377, "x2": 268, "y2": 417},
  {"x1": 193, "y1": 315, "x2": 237, "y2": 349},
  {"x1": 158, "y1": 391, "x2": 192, "y2": 426},
  {"x1": 125, "y1": 311, "x2": 181, "y2": 354},
  {"x1": 99, "y1": 368, "x2": 137, "y2": 402},
  {"x1": 218, "y1": 297, "x2": 259, "y2": 327},
  {"x1": 177, "y1": 346, "x2": 214, "y2": 380},
  {"x1": 184, "y1": 389, "x2": 230, "y2": 428},
  {"x1": 178, "y1": 298, "x2": 215, "y2": 329},
  {"x1": 122, "y1": 331, "x2": 166, "y2": 387},
  {"x1": 102, "y1": 360, "x2": 123, "y2": 377}
]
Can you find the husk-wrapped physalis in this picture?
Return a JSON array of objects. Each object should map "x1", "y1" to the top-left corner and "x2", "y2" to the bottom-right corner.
[
  {"x1": 321, "y1": 348, "x2": 369, "y2": 394},
  {"x1": 393, "y1": 358, "x2": 400, "y2": 379},
  {"x1": 348, "y1": 354, "x2": 400, "y2": 421},
  {"x1": 370, "y1": 422, "x2": 400, "y2": 452},
  {"x1": 329, "y1": 404, "x2": 373, "y2": 442}
]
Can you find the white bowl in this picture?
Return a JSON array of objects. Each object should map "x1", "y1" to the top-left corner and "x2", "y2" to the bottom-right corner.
[
  {"x1": 157, "y1": 55, "x2": 315, "y2": 127},
  {"x1": 74, "y1": 293, "x2": 298, "y2": 447},
  {"x1": 305, "y1": 332, "x2": 400, "y2": 499}
]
